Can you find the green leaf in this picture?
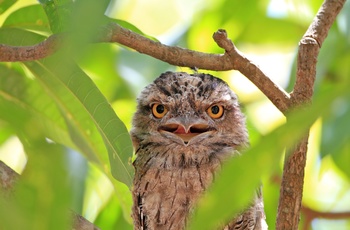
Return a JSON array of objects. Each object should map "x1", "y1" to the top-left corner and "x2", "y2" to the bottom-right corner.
[
  {"x1": 95, "y1": 194, "x2": 133, "y2": 230},
  {"x1": 0, "y1": 122, "x2": 14, "y2": 145},
  {"x1": 321, "y1": 92, "x2": 350, "y2": 178},
  {"x1": 0, "y1": 0, "x2": 17, "y2": 15},
  {"x1": 23, "y1": 54, "x2": 134, "y2": 187},
  {"x1": 40, "y1": 0, "x2": 110, "y2": 39},
  {"x1": 187, "y1": 83, "x2": 349, "y2": 230},
  {"x1": 0, "y1": 63, "x2": 74, "y2": 148},
  {"x1": 2, "y1": 5, "x2": 50, "y2": 33},
  {"x1": 110, "y1": 18, "x2": 159, "y2": 42},
  {"x1": 0, "y1": 139, "x2": 72, "y2": 230},
  {"x1": 332, "y1": 144, "x2": 350, "y2": 180},
  {"x1": 39, "y1": 0, "x2": 73, "y2": 33},
  {"x1": 321, "y1": 93, "x2": 350, "y2": 156},
  {"x1": 237, "y1": 17, "x2": 305, "y2": 45},
  {"x1": 0, "y1": 26, "x2": 133, "y2": 219},
  {"x1": 75, "y1": 43, "x2": 133, "y2": 101},
  {"x1": 0, "y1": 27, "x2": 45, "y2": 46}
]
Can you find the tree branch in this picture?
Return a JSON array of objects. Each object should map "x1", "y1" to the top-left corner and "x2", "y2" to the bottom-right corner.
[
  {"x1": 276, "y1": 137, "x2": 309, "y2": 230},
  {"x1": 0, "y1": 23, "x2": 290, "y2": 113},
  {"x1": 0, "y1": 34, "x2": 63, "y2": 62},
  {"x1": 0, "y1": 161, "x2": 19, "y2": 195},
  {"x1": 276, "y1": 0, "x2": 346, "y2": 229},
  {"x1": 303, "y1": 0, "x2": 346, "y2": 46},
  {"x1": 105, "y1": 24, "x2": 291, "y2": 112},
  {"x1": 302, "y1": 206, "x2": 350, "y2": 220},
  {"x1": 212, "y1": 29, "x2": 290, "y2": 112},
  {"x1": 0, "y1": 161, "x2": 100, "y2": 230},
  {"x1": 271, "y1": 173, "x2": 350, "y2": 229},
  {"x1": 302, "y1": 206, "x2": 350, "y2": 230},
  {"x1": 291, "y1": 0, "x2": 345, "y2": 102}
]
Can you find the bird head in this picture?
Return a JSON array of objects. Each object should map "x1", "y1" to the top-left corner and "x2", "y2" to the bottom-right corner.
[{"x1": 130, "y1": 72, "x2": 248, "y2": 153}]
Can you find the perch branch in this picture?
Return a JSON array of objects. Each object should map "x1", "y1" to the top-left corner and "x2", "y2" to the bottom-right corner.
[
  {"x1": 0, "y1": 161, "x2": 100, "y2": 230},
  {"x1": 276, "y1": 0, "x2": 346, "y2": 229},
  {"x1": 0, "y1": 22, "x2": 290, "y2": 113},
  {"x1": 0, "y1": 34, "x2": 63, "y2": 62},
  {"x1": 104, "y1": 23, "x2": 290, "y2": 112}
]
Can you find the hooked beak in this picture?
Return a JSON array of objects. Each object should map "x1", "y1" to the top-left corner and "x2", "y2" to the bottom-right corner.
[{"x1": 158, "y1": 122, "x2": 214, "y2": 144}]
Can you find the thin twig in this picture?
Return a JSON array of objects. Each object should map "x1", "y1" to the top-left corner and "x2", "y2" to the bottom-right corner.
[{"x1": 302, "y1": 205, "x2": 350, "y2": 230}]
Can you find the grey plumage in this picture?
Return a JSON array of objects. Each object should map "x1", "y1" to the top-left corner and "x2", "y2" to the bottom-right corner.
[{"x1": 131, "y1": 72, "x2": 267, "y2": 230}]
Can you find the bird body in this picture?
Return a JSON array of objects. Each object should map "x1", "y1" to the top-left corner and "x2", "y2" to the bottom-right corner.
[{"x1": 131, "y1": 72, "x2": 267, "y2": 230}]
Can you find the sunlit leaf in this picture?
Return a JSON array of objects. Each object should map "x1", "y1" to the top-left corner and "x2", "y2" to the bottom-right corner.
[
  {"x1": 39, "y1": 0, "x2": 72, "y2": 33},
  {"x1": 110, "y1": 18, "x2": 159, "y2": 42},
  {"x1": 0, "y1": 122, "x2": 14, "y2": 145},
  {"x1": 23, "y1": 54, "x2": 134, "y2": 187},
  {"x1": 0, "y1": 63, "x2": 74, "y2": 148},
  {"x1": 0, "y1": 27, "x2": 45, "y2": 45},
  {"x1": 0, "y1": 0, "x2": 17, "y2": 15},
  {"x1": 321, "y1": 93, "x2": 350, "y2": 156},
  {"x1": 69, "y1": 0, "x2": 109, "y2": 40},
  {"x1": 237, "y1": 17, "x2": 305, "y2": 45},
  {"x1": 0, "y1": 21, "x2": 133, "y2": 220},
  {"x1": 75, "y1": 43, "x2": 133, "y2": 101},
  {"x1": 2, "y1": 5, "x2": 50, "y2": 33},
  {"x1": 95, "y1": 194, "x2": 133, "y2": 230},
  {"x1": 332, "y1": 143, "x2": 350, "y2": 179},
  {"x1": 0, "y1": 139, "x2": 72, "y2": 230}
]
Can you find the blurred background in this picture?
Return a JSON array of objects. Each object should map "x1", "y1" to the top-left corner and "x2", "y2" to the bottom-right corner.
[{"x1": 0, "y1": 0, "x2": 350, "y2": 229}]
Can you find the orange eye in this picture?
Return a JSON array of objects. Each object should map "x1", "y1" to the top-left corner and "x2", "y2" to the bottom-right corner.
[
  {"x1": 207, "y1": 104, "x2": 224, "y2": 119},
  {"x1": 152, "y1": 103, "x2": 168, "y2": 118}
]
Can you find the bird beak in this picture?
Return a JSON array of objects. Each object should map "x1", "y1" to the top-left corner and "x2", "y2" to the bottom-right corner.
[{"x1": 158, "y1": 121, "x2": 213, "y2": 144}]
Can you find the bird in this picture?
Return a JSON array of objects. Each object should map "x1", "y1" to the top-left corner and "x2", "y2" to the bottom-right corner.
[{"x1": 130, "y1": 71, "x2": 267, "y2": 230}]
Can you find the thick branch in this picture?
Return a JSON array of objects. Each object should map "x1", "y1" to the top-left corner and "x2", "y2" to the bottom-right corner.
[
  {"x1": 0, "y1": 35, "x2": 63, "y2": 62},
  {"x1": 105, "y1": 24, "x2": 290, "y2": 112},
  {"x1": 0, "y1": 161, "x2": 99, "y2": 230},
  {"x1": 0, "y1": 161, "x2": 19, "y2": 195},
  {"x1": 0, "y1": 23, "x2": 290, "y2": 113},
  {"x1": 276, "y1": 137, "x2": 309, "y2": 230},
  {"x1": 304, "y1": 0, "x2": 346, "y2": 46},
  {"x1": 276, "y1": 0, "x2": 346, "y2": 229},
  {"x1": 291, "y1": 0, "x2": 346, "y2": 102}
]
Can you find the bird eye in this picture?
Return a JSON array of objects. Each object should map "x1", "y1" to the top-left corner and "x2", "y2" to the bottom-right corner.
[
  {"x1": 207, "y1": 104, "x2": 224, "y2": 119},
  {"x1": 151, "y1": 103, "x2": 168, "y2": 118}
]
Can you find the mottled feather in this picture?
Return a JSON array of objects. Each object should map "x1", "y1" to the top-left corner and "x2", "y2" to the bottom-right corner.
[{"x1": 131, "y1": 72, "x2": 267, "y2": 230}]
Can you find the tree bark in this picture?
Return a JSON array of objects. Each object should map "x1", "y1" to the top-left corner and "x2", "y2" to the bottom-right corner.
[{"x1": 276, "y1": 1, "x2": 346, "y2": 229}]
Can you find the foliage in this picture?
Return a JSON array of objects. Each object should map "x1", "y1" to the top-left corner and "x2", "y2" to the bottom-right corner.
[{"x1": 0, "y1": 0, "x2": 349, "y2": 229}]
